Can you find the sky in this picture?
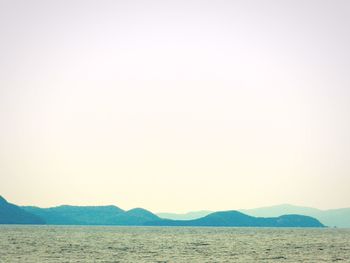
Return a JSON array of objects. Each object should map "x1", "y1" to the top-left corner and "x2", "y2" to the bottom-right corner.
[{"x1": 0, "y1": 0, "x2": 349, "y2": 213}]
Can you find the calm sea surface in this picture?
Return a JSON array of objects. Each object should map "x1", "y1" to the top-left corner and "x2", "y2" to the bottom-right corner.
[{"x1": 0, "y1": 226, "x2": 349, "y2": 262}]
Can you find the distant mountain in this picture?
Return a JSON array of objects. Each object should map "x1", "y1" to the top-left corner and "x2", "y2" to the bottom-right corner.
[
  {"x1": 157, "y1": 210, "x2": 213, "y2": 220},
  {"x1": 22, "y1": 205, "x2": 125, "y2": 225},
  {"x1": 146, "y1": 210, "x2": 324, "y2": 227},
  {"x1": 22, "y1": 205, "x2": 160, "y2": 226},
  {"x1": 0, "y1": 195, "x2": 337, "y2": 228},
  {"x1": 111, "y1": 208, "x2": 160, "y2": 225},
  {"x1": 240, "y1": 204, "x2": 350, "y2": 228},
  {"x1": 0, "y1": 196, "x2": 45, "y2": 224},
  {"x1": 240, "y1": 204, "x2": 321, "y2": 218}
]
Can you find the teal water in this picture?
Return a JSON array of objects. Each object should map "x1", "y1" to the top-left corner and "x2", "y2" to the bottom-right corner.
[{"x1": 0, "y1": 226, "x2": 349, "y2": 262}]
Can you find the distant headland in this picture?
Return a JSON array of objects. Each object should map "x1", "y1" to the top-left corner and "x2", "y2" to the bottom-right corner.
[{"x1": 0, "y1": 195, "x2": 325, "y2": 227}]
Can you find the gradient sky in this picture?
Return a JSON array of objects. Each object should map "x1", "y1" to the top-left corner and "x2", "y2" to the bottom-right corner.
[{"x1": 1, "y1": 0, "x2": 349, "y2": 212}]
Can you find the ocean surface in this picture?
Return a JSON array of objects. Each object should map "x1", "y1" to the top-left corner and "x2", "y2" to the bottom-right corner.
[{"x1": 0, "y1": 226, "x2": 349, "y2": 262}]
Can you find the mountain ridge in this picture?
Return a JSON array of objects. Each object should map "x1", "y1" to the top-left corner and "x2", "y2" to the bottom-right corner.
[
  {"x1": 240, "y1": 204, "x2": 350, "y2": 228},
  {"x1": 158, "y1": 204, "x2": 350, "y2": 228},
  {"x1": 0, "y1": 196, "x2": 338, "y2": 227},
  {"x1": 22, "y1": 205, "x2": 159, "y2": 226},
  {"x1": 146, "y1": 210, "x2": 324, "y2": 227},
  {"x1": 0, "y1": 196, "x2": 45, "y2": 224}
]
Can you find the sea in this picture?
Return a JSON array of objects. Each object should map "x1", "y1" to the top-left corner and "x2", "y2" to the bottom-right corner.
[{"x1": 0, "y1": 226, "x2": 349, "y2": 262}]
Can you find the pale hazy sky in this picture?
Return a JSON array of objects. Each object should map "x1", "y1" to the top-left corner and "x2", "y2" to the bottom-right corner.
[{"x1": 1, "y1": 0, "x2": 349, "y2": 212}]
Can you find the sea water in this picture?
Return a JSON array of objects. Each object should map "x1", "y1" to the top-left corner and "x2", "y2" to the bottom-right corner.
[{"x1": 0, "y1": 226, "x2": 349, "y2": 262}]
